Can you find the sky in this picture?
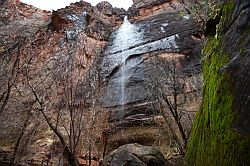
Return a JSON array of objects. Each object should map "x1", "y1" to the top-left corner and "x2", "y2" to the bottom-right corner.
[{"x1": 20, "y1": 0, "x2": 133, "y2": 11}]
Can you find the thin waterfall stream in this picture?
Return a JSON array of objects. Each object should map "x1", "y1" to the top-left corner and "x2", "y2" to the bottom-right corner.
[
  {"x1": 117, "y1": 16, "x2": 144, "y2": 119},
  {"x1": 101, "y1": 14, "x2": 180, "y2": 123},
  {"x1": 103, "y1": 16, "x2": 144, "y2": 119}
]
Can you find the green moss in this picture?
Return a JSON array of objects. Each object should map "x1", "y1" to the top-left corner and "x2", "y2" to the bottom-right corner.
[
  {"x1": 218, "y1": 1, "x2": 235, "y2": 34},
  {"x1": 185, "y1": 1, "x2": 250, "y2": 165},
  {"x1": 178, "y1": 10, "x2": 185, "y2": 18},
  {"x1": 186, "y1": 36, "x2": 234, "y2": 165}
]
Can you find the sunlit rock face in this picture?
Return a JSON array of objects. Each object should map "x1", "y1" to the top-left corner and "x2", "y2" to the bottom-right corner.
[{"x1": 99, "y1": 0, "x2": 203, "y2": 156}]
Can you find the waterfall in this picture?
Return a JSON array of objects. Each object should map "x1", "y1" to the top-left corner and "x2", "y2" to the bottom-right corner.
[
  {"x1": 109, "y1": 16, "x2": 144, "y2": 107},
  {"x1": 108, "y1": 16, "x2": 144, "y2": 55},
  {"x1": 120, "y1": 16, "x2": 129, "y2": 107},
  {"x1": 101, "y1": 15, "x2": 179, "y2": 108}
]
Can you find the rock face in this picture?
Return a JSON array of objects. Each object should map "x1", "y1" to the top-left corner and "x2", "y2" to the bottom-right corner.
[
  {"x1": 94, "y1": 1, "x2": 126, "y2": 25},
  {"x1": 99, "y1": 0, "x2": 203, "y2": 156},
  {"x1": 132, "y1": 0, "x2": 172, "y2": 10},
  {"x1": 0, "y1": 0, "x2": 51, "y2": 52},
  {"x1": 0, "y1": 0, "x2": 124, "y2": 165},
  {"x1": 128, "y1": 0, "x2": 184, "y2": 19},
  {"x1": 103, "y1": 143, "x2": 168, "y2": 166},
  {"x1": 0, "y1": 0, "x2": 203, "y2": 165},
  {"x1": 186, "y1": 0, "x2": 250, "y2": 165}
]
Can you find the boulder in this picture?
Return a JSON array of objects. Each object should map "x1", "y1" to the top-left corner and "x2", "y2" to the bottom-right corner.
[
  {"x1": 103, "y1": 144, "x2": 168, "y2": 166},
  {"x1": 168, "y1": 155, "x2": 184, "y2": 166}
]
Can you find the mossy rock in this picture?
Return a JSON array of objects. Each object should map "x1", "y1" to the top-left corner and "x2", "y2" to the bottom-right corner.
[{"x1": 186, "y1": 0, "x2": 250, "y2": 165}]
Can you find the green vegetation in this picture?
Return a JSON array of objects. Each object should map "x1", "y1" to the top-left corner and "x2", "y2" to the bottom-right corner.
[
  {"x1": 186, "y1": 1, "x2": 250, "y2": 165},
  {"x1": 177, "y1": 10, "x2": 186, "y2": 18},
  {"x1": 186, "y1": 36, "x2": 234, "y2": 165}
]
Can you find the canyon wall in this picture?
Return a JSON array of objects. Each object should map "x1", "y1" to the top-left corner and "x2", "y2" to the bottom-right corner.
[{"x1": 0, "y1": 0, "x2": 204, "y2": 165}]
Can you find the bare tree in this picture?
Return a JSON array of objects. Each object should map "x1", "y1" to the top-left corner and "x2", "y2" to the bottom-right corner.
[
  {"x1": 144, "y1": 55, "x2": 200, "y2": 155},
  {"x1": 0, "y1": 14, "x2": 108, "y2": 164},
  {"x1": 0, "y1": 37, "x2": 43, "y2": 165},
  {"x1": 25, "y1": 66, "x2": 80, "y2": 166},
  {"x1": 21, "y1": 39, "x2": 107, "y2": 165},
  {"x1": 0, "y1": 38, "x2": 24, "y2": 114}
]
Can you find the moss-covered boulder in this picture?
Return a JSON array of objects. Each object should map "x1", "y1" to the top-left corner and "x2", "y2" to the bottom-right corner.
[{"x1": 186, "y1": 0, "x2": 250, "y2": 165}]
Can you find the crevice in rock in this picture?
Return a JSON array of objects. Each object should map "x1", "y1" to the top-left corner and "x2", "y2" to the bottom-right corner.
[{"x1": 204, "y1": 11, "x2": 222, "y2": 36}]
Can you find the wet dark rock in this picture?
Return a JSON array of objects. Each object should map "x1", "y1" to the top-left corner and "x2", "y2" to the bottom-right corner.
[
  {"x1": 221, "y1": 0, "x2": 250, "y2": 134},
  {"x1": 100, "y1": 12, "x2": 203, "y2": 107},
  {"x1": 103, "y1": 144, "x2": 168, "y2": 166},
  {"x1": 109, "y1": 105, "x2": 159, "y2": 123}
]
